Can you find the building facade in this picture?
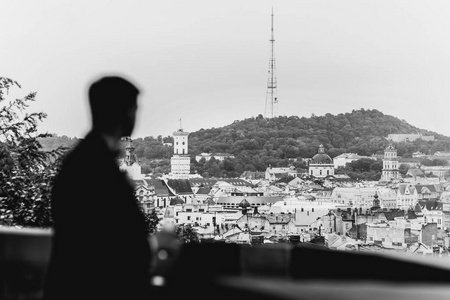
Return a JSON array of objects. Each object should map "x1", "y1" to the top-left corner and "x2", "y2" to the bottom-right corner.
[
  {"x1": 309, "y1": 145, "x2": 334, "y2": 178},
  {"x1": 381, "y1": 144, "x2": 399, "y2": 182},
  {"x1": 333, "y1": 153, "x2": 376, "y2": 169},
  {"x1": 170, "y1": 128, "x2": 191, "y2": 179}
]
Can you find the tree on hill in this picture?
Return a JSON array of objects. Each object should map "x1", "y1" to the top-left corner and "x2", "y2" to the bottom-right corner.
[
  {"x1": 0, "y1": 78, "x2": 66, "y2": 227},
  {"x1": 420, "y1": 158, "x2": 448, "y2": 166}
]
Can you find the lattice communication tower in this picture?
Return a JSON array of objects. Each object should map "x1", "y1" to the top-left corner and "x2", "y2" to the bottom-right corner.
[{"x1": 264, "y1": 8, "x2": 278, "y2": 119}]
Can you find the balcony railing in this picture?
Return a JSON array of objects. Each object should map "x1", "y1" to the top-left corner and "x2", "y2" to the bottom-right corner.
[{"x1": 3, "y1": 226, "x2": 450, "y2": 300}]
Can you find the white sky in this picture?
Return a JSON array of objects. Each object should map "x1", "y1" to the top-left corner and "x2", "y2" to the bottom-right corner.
[{"x1": 2, "y1": 0, "x2": 450, "y2": 139}]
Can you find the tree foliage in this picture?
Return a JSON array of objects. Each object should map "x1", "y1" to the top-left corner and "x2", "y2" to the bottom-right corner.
[
  {"x1": 144, "y1": 208, "x2": 160, "y2": 235},
  {"x1": 0, "y1": 78, "x2": 66, "y2": 227},
  {"x1": 175, "y1": 224, "x2": 199, "y2": 243},
  {"x1": 420, "y1": 158, "x2": 448, "y2": 166},
  {"x1": 342, "y1": 158, "x2": 383, "y2": 181}
]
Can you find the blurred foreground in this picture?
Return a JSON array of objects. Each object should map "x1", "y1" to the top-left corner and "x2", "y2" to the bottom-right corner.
[{"x1": 3, "y1": 226, "x2": 450, "y2": 300}]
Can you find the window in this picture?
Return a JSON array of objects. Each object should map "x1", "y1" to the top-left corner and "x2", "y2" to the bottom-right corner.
[{"x1": 187, "y1": 216, "x2": 191, "y2": 221}]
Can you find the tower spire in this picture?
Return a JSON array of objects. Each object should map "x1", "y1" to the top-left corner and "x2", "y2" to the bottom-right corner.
[{"x1": 264, "y1": 8, "x2": 278, "y2": 119}]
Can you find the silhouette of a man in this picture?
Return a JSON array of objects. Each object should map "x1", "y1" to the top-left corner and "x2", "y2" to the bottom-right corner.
[{"x1": 44, "y1": 76, "x2": 151, "y2": 299}]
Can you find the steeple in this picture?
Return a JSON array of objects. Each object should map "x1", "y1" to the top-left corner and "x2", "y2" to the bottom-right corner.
[{"x1": 123, "y1": 137, "x2": 136, "y2": 166}]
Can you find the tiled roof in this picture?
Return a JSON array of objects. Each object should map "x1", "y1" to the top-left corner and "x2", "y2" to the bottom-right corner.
[
  {"x1": 189, "y1": 178, "x2": 219, "y2": 187},
  {"x1": 220, "y1": 178, "x2": 253, "y2": 186},
  {"x1": 144, "y1": 179, "x2": 174, "y2": 197},
  {"x1": 188, "y1": 178, "x2": 253, "y2": 187},
  {"x1": 414, "y1": 203, "x2": 422, "y2": 213},
  {"x1": 170, "y1": 196, "x2": 185, "y2": 205},
  {"x1": 407, "y1": 168, "x2": 424, "y2": 177},
  {"x1": 422, "y1": 201, "x2": 443, "y2": 211},
  {"x1": 196, "y1": 187, "x2": 211, "y2": 195},
  {"x1": 415, "y1": 185, "x2": 437, "y2": 194},
  {"x1": 398, "y1": 184, "x2": 416, "y2": 195},
  {"x1": 166, "y1": 179, "x2": 193, "y2": 195},
  {"x1": 204, "y1": 198, "x2": 216, "y2": 205},
  {"x1": 217, "y1": 196, "x2": 283, "y2": 205},
  {"x1": 383, "y1": 210, "x2": 417, "y2": 221}
]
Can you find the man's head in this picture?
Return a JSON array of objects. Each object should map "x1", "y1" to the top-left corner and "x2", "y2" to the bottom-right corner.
[{"x1": 88, "y1": 76, "x2": 139, "y2": 137}]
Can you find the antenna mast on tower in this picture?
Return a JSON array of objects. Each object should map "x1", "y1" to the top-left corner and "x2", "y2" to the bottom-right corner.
[{"x1": 264, "y1": 8, "x2": 278, "y2": 119}]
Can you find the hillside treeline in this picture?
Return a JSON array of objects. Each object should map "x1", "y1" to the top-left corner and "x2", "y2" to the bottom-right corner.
[{"x1": 38, "y1": 109, "x2": 450, "y2": 178}]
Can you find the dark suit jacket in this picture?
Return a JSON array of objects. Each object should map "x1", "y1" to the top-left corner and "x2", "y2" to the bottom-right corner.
[{"x1": 44, "y1": 131, "x2": 151, "y2": 299}]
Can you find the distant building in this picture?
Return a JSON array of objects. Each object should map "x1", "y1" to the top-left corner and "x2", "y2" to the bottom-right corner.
[
  {"x1": 433, "y1": 151, "x2": 450, "y2": 157},
  {"x1": 195, "y1": 152, "x2": 235, "y2": 162},
  {"x1": 406, "y1": 168, "x2": 425, "y2": 179},
  {"x1": 366, "y1": 219, "x2": 418, "y2": 248},
  {"x1": 170, "y1": 128, "x2": 191, "y2": 179},
  {"x1": 308, "y1": 144, "x2": 334, "y2": 178},
  {"x1": 377, "y1": 187, "x2": 397, "y2": 209},
  {"x1": 397, "y1": 184, "x2": 418, "y2": 209},
  {"x1": 118, "y1": 137, "x2": 143, "y2": 180},
  {"x1": 216, "y1": 196, "x2": 283, "y2": 210},
  {"x1": 398, "y1": 157, "x2": 421, "y2": 168},
  {"x1": 421, "y1": 201, "x2": 444, "y2": 229},
  {"x1": 381, "y1": 144, "x2": 399, "y2": 182},
  {"x1": 421, "y1": 166, "x2": 450, "y2": 179},
  {"x1": 265, "y1": 165, "x2": 297, "y2": 182},
  {"x1": 330, "y1": 187, "x2": 378, "y2": 208},
  {"x1": 387, "y1": 133, "x2": 434, "y2": 143},
  {"x1": 414, "y1": 184, "x2": 440, "y2": 201},
  {"x1": 333, "y1": 153, "x2": 376, "y2": 169},
  {"x1": 144, "y1": 179, "x2": 175, "y2": 208},
  {"x1": 412, "y1": 151, "x2": 426, "y2": 158}
]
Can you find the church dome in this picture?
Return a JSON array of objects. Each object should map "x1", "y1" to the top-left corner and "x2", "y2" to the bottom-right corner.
[{"x1": 311, "y1": 144, "x2": 332, "y2": 164}]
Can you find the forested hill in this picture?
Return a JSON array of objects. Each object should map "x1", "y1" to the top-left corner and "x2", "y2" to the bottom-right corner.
[
  {"x1": 188, "y1": 109, "x2": 449, "y2": 160},
  {"x1": 38, "y1": 109, "x2": 450, "y2": 177}
]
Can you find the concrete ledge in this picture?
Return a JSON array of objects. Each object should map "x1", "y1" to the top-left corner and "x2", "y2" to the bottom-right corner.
[
  {"x1": 0, "y1": 227, "x2": 52, "y2": 300},
  {"x1": 240, "y1": 243, "x2": 292, "y2": 278},
  {"x1": 3, "y1": 227, "x2": 450, "y2": 300}
]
